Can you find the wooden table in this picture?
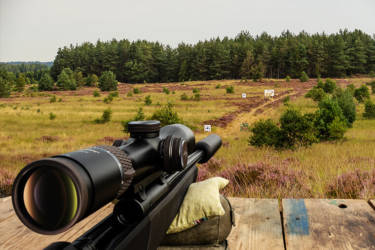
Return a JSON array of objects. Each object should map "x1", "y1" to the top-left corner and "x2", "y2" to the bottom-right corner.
[{"x1": 1, "y1": 197, "x2": 375, "y2": 249}]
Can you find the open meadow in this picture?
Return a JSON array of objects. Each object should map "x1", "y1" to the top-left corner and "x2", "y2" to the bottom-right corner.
[{"x1": 1, "y1": 78, "x2": 375, "y2": 199}]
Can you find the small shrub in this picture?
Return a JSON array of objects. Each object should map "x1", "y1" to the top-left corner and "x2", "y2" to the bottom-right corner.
[
  {"x1": 285, "y1": 76, "x2": 291, "y2": 82},
  {"x1": 99, "y1": 71, "x2": 117, "y2": 91},
  {"x1": 49, "y1": 112, "x2": 56, "y2": 120},
  {"x1": 109, "y1": 91, "x2": 119, "y2": 98},
  {"x1": 363, "y1": 100, "x2": 375, "y2": 119},
  {"x1": 172, "y1": 91, "x2": 175, "y2": 94},
  {"x1": 346, "y1": 84, "x2": 355, "y2": 95},
  {"x1": 151, "y1": 103, "x2": 181, "y2": 127},
  {"x1": 133, "y1": 88, "x2": 140, "y2": 94},
  {"x1": 49, "y1": 95, "x2": 56, "y2": 103},
  {"x1": 94, "y1": 108, "x2": 112, "y2": 124},
  {"x1": 248, "y1": 119, "x2": 281, "y2": 147},
  {"x1": 226, "y1": 86, "x2": 234, "y2": 94},
  {"x1": 193, "y1": 93, "x2": 200, "y2": 101},
  {"x1": 299, "y1": 71, "x2": 309, "y2": 82},
  {"x1": 93, "y1": 90, "x2": 100, "y2": 97},
  {"x1": 0, "y1": 77, "x2": 11, "y2": 98},
  {"x1": 144, "y1": 95, "x2": 152, "y2": 105},
  {"x1": 127, "y1": 92, "x2": 133, "y2": 97},
  {"x1": 215, "y1": 84, "x2": 221, "y2": 89},
  {"x1": 305, "y1": 87, "x2": 326, "y2": 102},
  {"x1": 163, "y1": 87, "x2": 170, "y2": 94},
  {"x1": 58, "y1": 98, "x2": 62, "y2": 102},
  {"x1": 192, "y1": 88, "x2": 200, "y2": 94},
  {"x1": 180, "y1": 93, "x2": 188, "y2": 100},
  {"x1": 368, "y1": 81, "x2": 375, "y2": 94},
  {"x1": 103, "y1": 95, "x2": 113, "y2": 104},
  {"x1": 354, "y1": 85, "x2": 370, "y2": 103},
  {"x1": 240, "y1": 122, "x2": 250, "y2": 131},
  {"x1": 328, "y1": 117, "x2": 347, "y2": 140},
  {"x1": 317, "y1": 79, "x2": 324, "y2": 89},
  {"x1": 335, "y1": 89, "x2": 356, "y2": 127},
  {"x1": 323, "y1": 78, "x2": 336, "y2": 93},
  {"x1": 283, "y1": 96, "x2": 290, "y2": 105},
  {"x1": 85, "y1": 74, "x2": 99, "y2": 87},
  {"x1": 57, "y1": 68, "x2": 76, "y2": 90}
]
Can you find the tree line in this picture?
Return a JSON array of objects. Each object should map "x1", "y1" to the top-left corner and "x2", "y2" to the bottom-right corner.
[{"x1": 50, "y1": 29, "x2": 375, "y2": 83}]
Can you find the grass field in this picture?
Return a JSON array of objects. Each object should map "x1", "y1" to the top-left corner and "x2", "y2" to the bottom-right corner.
[{"x1": 1, "y1": 78, "x2": 375, "y2": 199}]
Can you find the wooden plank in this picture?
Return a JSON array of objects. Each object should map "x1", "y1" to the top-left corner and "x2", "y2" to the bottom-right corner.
[
  {"x1": 226, "y1": 197, "x2": 284, "y2": 250},
  {"x1": 0, "y1": 197, "x2": 114, "y2": 250},
  {"x1": 0, "y1": 196, "x2": 13, "y2": 223},
  {"x1": 283, "y1": 199, "x2": 375, "y2": 250}
]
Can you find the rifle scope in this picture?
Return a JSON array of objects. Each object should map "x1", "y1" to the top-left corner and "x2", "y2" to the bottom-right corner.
[{"x1": 12, "y1": 121, "x2": 218, "y2": 235}]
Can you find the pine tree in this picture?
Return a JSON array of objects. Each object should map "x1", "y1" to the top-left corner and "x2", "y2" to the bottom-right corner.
[
  {"x1": 38, "y1": 73, "x2": 54, "y2": 91},
  {"x1": 99, "y1": 71, "x2": 117, "y2": 91},
  {"x1": 57, "y1": 68, "x2": 76, "y2": 90}
]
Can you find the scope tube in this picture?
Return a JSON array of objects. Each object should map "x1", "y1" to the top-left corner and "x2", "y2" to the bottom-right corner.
[{"x1": 12, "y1": 146, "x2": 134, "y2": 235}]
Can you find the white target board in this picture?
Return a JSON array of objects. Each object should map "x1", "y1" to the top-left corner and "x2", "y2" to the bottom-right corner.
[
  {"x1": 242, "y1": 93, "x2": 247, "y2": 98},
  {"x1": 204, "y1": 125, "x2": 211, "y2": 132},
  {"x1": 264, "y1": 89, "x2": 275, "y2": 97}
]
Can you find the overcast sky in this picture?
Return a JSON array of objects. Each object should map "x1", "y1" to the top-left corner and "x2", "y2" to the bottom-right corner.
[{"x1": 0, "y1": 0, "x2": 374, "y2": 62}]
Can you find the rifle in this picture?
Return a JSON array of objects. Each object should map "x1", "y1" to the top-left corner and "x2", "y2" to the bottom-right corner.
[{"x1": 12, "y1": 121, "x2": 222, "y2": 250}]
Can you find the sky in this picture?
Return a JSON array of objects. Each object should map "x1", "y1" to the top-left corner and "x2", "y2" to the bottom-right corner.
[{"x1": 0, "y1": 0, "x2": 374, "y2": 62}]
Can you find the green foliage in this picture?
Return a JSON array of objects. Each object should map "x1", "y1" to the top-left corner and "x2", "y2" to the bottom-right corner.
[
  {"x1": 86, "y1": 74, "x2": 99, "y2": 87},
  {"x1": 248, "y1": 119, "x2": 281, "y2": 147},
  {"x1": 144, "y1": 95, "x2": 152, "y2": 105},
  {"x1": 57, "y1": 68, "x2": 76, "y2": 90},
  {"x1": 15, "y1": 74, "x2": 26, "y2": 92},
  {"x1": 354, "y1": 85, "x2": 370, "y2": 103},
  {"x1": 127, "y1": 91, "x2": 133, "y2": 97},
  {"x1": 38, "y1": 73, "x2": 54, "y2": 91},
  {"x1": 215, "y1": 84, "x2": 221, "y2": 89},
  {"x1": 180, "y1": 93, "x2": 188, "y2": 100},
  {"x1": 369, "y1": 71, "x2": 375, "y2": 78},
  {"x1": 103, "y1": 94, "x2": 113, "y2": 104},
  {"x1": 327, "y1": 117, "x2": 347, "y2": 140},
  {"x1": 367, "y1": 81, "x2": 375, "y2": 94},
  {"x1": 192, "y1": 88, "x2": 200, "y2": 93},
  {"x1": 283, "y1": 96, "x2": 290, "y2": 105},
  {"x1": 74, "y1": 71, "x2": 85, "y2": 87},
  {"x1": 346, "y1": 84, "x2": 355, "y2": 96},
  {"x1": 93, "y1": 90, "x2": 100, "y2": 97},
  {"x1": 226, "y1": 85, "x2": 234, "y2": 94},
  {"x1": 299, "y1": 71, "x2": 309, "y2": 82},
  {"x1": 193, "y1": 93, "x2": 200, "y2": 101},
  {"x1": 109, "y1": 91, "x2": 119, "y2": 98},
  {"x1": 94, "y1": 108, "x2": 112, "y2": 124},
  {"x1": 314, "y1": 97, "x2": 347, "y2": 140},
  {"x1": 317, "y1": 79, "x2": 324, "y2": 89},
  {"x1": 305, "y1": 87, "x2": 326, "y2": 102},
  {"x1": 285, "y1": 76, "x2": 291, "y2": 82},
  {"x1": 151, "y1": 103, "x2": 181, "y2": 127},
  {"x1": 50, "y1": 95, "x2": 56, "y2": 103},
  {"x1": 0, "y1": 77, "x2": 11, "y2": 98},
  {"x1": 334, "y1": 89, "x2": 356, "y2": 127},
  {"x1": 163, "y1": 87, "x2": 170, "y2": 94},
  {"x1": 49, "y1": 112, "x2": 56, "y2": 120},
  {"x1": 99, "y1": 71, "x2": 117, "y2": 91},
  {"x1": 363, "y1": 100, "x2": 375, "y2": 119},
  {"x1": 122, "y1": 107, "x2": 145, "y2": 132},
  {"x1": 133, "y1": 88, "x2": 140, "y2": 94},
  {"x1": 323, "y1": 78, "x2": 336, "y2": 93}
]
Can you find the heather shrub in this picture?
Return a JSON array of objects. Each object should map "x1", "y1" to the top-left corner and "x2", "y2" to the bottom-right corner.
[
  {"x1": 363, "y1": 100, "x2": 375, "y2": 119},
  {"x1": 305, "y1": 87, "x2": 326, "y2": 102},
  {"x1": 326, "y1": 169, "x2": 375, "y2": 199},
  {"x1": 354, "y1": 85, "x2": 370, "y2": 103},
  {"x1": 94, "y1": 108, "x2": 112, "y2": 124},
  {"x1": 151, "y1": 103, "x2": 181, "y2": 127},
  {"x1": 144, "y1": 95, "x2": 152, "y2": 105},
  {"x1": 219, "y1": 163, "x2": 312, "y2": 197},
  {"x1": 0, "y1": 169, "x2": 15, "y2": 196},
  {"x1": 226, "y1": 86, "x2": 234, "y2": 93},
  {"x1": 200, "y1": 157, "x2": 225, "y2": 173},
  {"x1": 299, "y1": 71, "x2": 309, "y2": 82}
]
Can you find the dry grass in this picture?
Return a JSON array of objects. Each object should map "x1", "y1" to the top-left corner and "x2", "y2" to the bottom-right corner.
[{"x1": 1, "y1": 77, "x2": 375, "y2": 198}]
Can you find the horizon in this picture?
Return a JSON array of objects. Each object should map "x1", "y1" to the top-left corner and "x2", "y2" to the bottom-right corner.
[{"x1": 1, "y1": 0, "x2": 375, "y2": 62}]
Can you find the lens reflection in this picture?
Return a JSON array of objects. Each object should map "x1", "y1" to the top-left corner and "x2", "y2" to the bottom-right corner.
[{"x1": 23, "y1": 167, "x2": 78, "y2": 230}]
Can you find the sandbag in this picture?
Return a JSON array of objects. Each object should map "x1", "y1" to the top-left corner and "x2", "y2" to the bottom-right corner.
[{"x1": 161, "y1": 195, "x2": 234, "y2": 246}]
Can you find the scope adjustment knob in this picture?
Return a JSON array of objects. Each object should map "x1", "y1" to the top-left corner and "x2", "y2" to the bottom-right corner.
[
  {"x1": 128, "y1": 120, "x2": 161, "y2": 139},
  {"x1": 161, "y1": 135, "x2": 188, "y2": 173}
]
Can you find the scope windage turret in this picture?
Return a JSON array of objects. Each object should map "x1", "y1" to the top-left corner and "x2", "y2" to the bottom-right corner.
[{"x1": 12, "y1": 121, "x2": 196, "y2": 235}]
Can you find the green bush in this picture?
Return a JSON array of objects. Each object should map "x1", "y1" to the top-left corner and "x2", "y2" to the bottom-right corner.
[
  {"x1": 327, "y1": 117, "x2": 347, "y2": 140},
  {"x1": 316, "y1": 79, "x2": 324, "y2": 89},
  {"x1": 226, "y1": 86, "x2": 234, "y2": 94},
  {"x1": 50, "y1": 95, "x2": 56, "y2": 103},
  {"x1": 0, "y1": 77, "x2": 11, "y2": 98},
  {"x1": 354, "y1": 85, "x2": 370, "y2": 103},
  {"x1": 127, "y1": 91, "x2": 133, "y2": 97},
  {"x1": 151, "y1": 103, "x2": 181, "y2": 127},
  {"x1": 163, "y1": 87, "x2": 170, "y2": 94},
  {"x1": 215, "y1": 84, "x2": 221, "y2": 89},
  {"x1": 103, "y1": 94, "x2": 113, "y2": 104},
  {"x1": 99, "y1": 71, "x2": 117, "y2": 91},
  {"x1": 305, "y1": 87, "x2": 326, "y2": 102},
  {"x1": 93, "y1": 90, "x2": 100, "y2": 97},
  {"x1": 193, "y1": 93, "x2": 200, "y2": 101},
  {"x1": 85, "y1": 74, "x2": 99, "y2": 87},
  {"x1": 94, "y1": 108, "x2": 112, "y2": 124},
  {"x1": 314, "y1": 97, "x2": 347, "y2": 140},
  {"x1": 133, "y1": 88, "x2": 140, "y2": 94},
  {"x1": 335, "y1": 89, "x2": 356, "y2": 127},
  {"x1": 74, "y1": 71, "x2": 85, "y2": 87},
  {"x1": 122, "y1": 107, "x2": 145, "y2": 132},
  {"x1": 180, "y1": 93, "x2": 188, "y2": 100},
  {"x1": 363, "y1": 100, "x2": 375, "y2": 119},
  {"x1": 368, "y1": 81, "x2": 375, "y2": 94},
  {"x1": 283, "y1": 96, "x2": 290, "y2": 105},
  {"x1": 323, "y1": 78, "x2": 336, "y2": 93},
  {"x1": 49, "y1": 112, "x2": 56, "y2": 120},
  {"x1": 299, "y1": 71, "x2": 309, "y2": 82},
  {"x1": 285, "y1": 76, "x2": 291, "y2": 82},
  {"x1": 15, "y1": 74, "x2": 26, "y2": 92},
  {"x1": 248, "y1": 119, "x2": 281, "y2": 147},
  {"x1": 145, "y1": 95, "x2": 152, "y2": 105},
  {"x1": 57, "y1": 68, "x2": 76, "y2": 90},
  {"x1": 346, "y1": 84, "x2": 355, "y2": 96},
  {"x1": 192, "y1": 88, "x2": 200, "y2": 94},
  {"x1": 38, "y1": 73, "x2": 54, "y2": 91}
]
